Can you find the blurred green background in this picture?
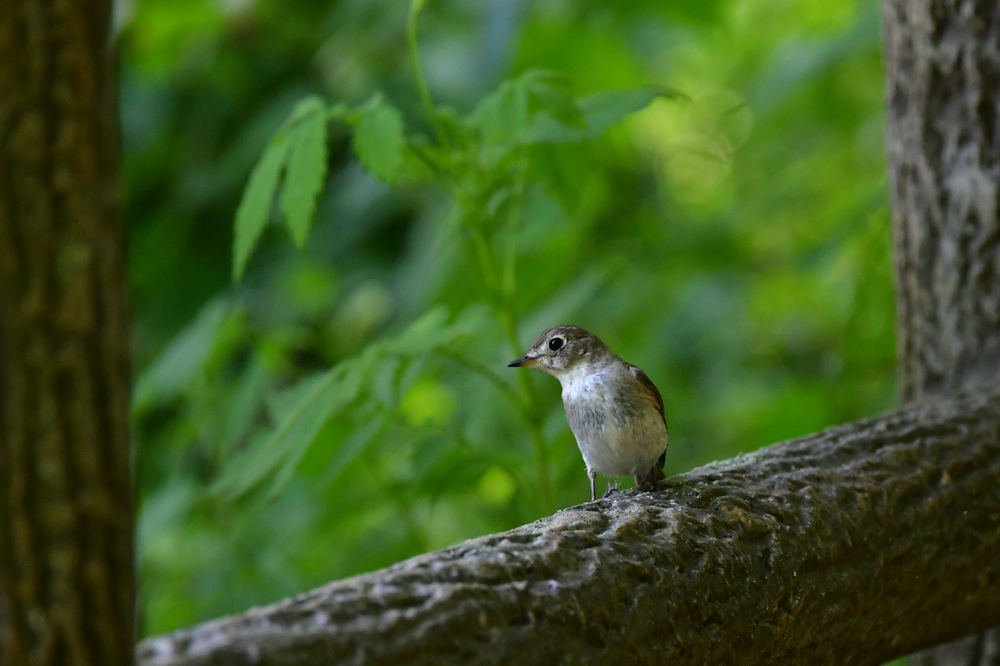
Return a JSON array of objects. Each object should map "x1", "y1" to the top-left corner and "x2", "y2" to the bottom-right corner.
[{"x1": 123, "y1": 0, "x2": 897, "y2": 648}]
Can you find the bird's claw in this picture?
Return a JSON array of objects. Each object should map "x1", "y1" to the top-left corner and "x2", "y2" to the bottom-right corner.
[{"x1": 602, "y1": 482, "x2": 620, "y2": 498}]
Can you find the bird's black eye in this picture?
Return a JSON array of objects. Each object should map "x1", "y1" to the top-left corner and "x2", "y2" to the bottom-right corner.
[{"x1": 548, "y1": 337, "x2": 564, "y2": 351}]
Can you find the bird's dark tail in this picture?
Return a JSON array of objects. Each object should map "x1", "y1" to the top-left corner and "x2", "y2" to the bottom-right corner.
[
  {"x1": 650, "y1": 449, "x2": 666, "y2": 481},
  {"x1": 635, "y1": 451, "x2": 667, "y2": 489}
]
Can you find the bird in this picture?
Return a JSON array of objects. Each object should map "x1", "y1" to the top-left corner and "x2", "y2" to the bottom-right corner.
[{"x1": 507, "y1": 325, "x2": 668, "y2": 502}]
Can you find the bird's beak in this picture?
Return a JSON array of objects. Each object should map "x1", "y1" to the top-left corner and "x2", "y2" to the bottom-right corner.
[{"x1": 507, "y1": 355, "x2": 539, "y2": 368}]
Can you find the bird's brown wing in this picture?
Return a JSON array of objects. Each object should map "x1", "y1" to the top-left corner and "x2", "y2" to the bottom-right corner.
[
  {"x1": 629, "y1": 365, "x2": 666, "y2": 425},
  {"x1": 629, "y1": 364, "x2": 668, "y2": 473}
]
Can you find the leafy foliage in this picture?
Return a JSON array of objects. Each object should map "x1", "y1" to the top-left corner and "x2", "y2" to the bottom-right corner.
[
  {"x1": 124, "y1": 0, "x2": 896, "y2": 653},
  {"x1": 232, "y1": 134, "x2": 289, "y2": 280},
  {"x1": 351, "y1": 95, "x2": 405, "y2": 183},
  {"x1": 234, "y1": 66, "x2": 681, "y2": 281},
  {"x1": 212, "y1": 306, "x2": 487, "y2": 500},
  {"x1": 281, "y1": 97, "x2": 329, "y2": 248}
]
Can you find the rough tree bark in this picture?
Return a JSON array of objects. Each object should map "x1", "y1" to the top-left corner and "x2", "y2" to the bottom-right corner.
[
  {"x1": 136, "y1": 387, "x2": 1000, "y2": 666},
  {"x1": 0, "y1": 2, "x2": 135, "y2": 666},
  {"x1": 883, "y1": 0, "x2": 1000, "y2": 663}
]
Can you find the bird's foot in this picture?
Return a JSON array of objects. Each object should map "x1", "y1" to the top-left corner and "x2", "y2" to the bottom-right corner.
[
  {"x1": 602, "y1": 482, "x2": 620, "y2": 498},
  {"x1": 634, "y1": 472, "x2": 665, "y2": 493}
]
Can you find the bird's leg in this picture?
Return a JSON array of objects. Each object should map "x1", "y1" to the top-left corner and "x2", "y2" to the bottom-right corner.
[
  {"x1": 602, "y1": 482, "x2": 620, "y2": 498},
  {"x1": 588, "y1": 468, "x2": 597, "y2": 502}
]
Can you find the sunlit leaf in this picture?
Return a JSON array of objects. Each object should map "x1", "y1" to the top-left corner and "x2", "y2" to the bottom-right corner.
[
  {"x1": 233, "y1": 133, "x2": 290, "y2": 280},
  {"x1": 352, "y1": 96, "x2": 405, "y2": 182},
  {"x1": 529, "y1": 85, "x2": 686, "y2": 143},
  {"x1": 579, "y1": 85, "x2": 687, "y2": 134},
  {"x1": 281, "y1": 96, "x2": 328, "y2": 249}
]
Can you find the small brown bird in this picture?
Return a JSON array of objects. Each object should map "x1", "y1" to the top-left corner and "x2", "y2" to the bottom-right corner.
[{"x1": 508, "y1": 326, "x2": 668, "y2": 501}]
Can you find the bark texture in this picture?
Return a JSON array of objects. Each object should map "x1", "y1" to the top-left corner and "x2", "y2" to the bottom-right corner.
[
  {"x1": 0, "y1": 2, "x2": 134, "y2": 665},
  {"x1": 137, "y1": 387, "x2": 1000, "y2": 666},
  {"x1": 883, "y1": 0, "x2": 1000, "y2": 663},
  {"x1": 885, "y1": 0, "x2": 1000, "y2": 402}
]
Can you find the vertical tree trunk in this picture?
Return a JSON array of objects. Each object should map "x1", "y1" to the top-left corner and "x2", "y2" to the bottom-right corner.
[
  {"x1": 883, "y1": 0, "x2": 1000, "y2": 663},
  {"x1": 0, "y1": 2, "x2": 135, "y2": 665}
]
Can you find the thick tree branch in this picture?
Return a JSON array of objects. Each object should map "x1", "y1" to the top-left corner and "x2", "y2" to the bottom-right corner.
[{"x1": 138, "y1": 386, "x2": 1000, "y2": 666}]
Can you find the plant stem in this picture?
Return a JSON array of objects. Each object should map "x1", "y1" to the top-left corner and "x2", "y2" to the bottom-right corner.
[
  {"x1": 469, "y1": 227, "x2": 500, "y2": 300},
  {"x1": 406, "y1": 0, "x2": 449, "y2": 148},
  {"x1": 439, "y1": 350, "x2": 528, "y2": 415},
  {"x1": 497, "y1": 302, "x2": 552, "y2": 511},
  {"x1": 469, "y1": 223, "x2": 553, "y2": 511},
  {"x1": 501, "y1": 155, "x2": 526, "y2": 297}
]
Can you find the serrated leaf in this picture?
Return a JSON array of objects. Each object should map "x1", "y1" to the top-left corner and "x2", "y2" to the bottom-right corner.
[
  {"x1": 222, "y1": 355, "x2": 270, "y2": 454},
  {"x1": 265, "y1": 408, "x2": 374, "y2": 501},
  {"x1": 376, "y1": 306, "x2": 488, "y2": 357},
  {"x1": 212, "y1": 361, "x2": 366, "y2": 500},
  {"x1": 233, "y1": 134, "x2": 290, "y2": 280},
  {"x1": 283, "y1": 95, "x2": 324, "y2": 125},
  {"x1": 281, "y1": 99, "x2": 328, "y2": 249},
  {"x1": 212, "y1": 306, "x2": 488, "y2": 500},
  {"x1": 212, "y1": 306, "x2": 488, "y2": 501},
  {"x1": 352, "y1": 97, "x2": 405, "y2": 182}
]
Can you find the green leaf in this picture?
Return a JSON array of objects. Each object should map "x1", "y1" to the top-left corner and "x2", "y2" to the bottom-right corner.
[
  {"x1": 233, "y1": 134, "x2": 290, "y2": 280},
  {"x1": 132, "y1": 300, "x2": 232, "y2": 414},
  {"x1": 281, "y1": 97, "x2": 328, "y2": 249},
  {"x1": 521, "y1": 70, "x2": 585, "y2": 128},
  {"x1": 222, "y1": 355, "x2": 271, "y2": 454},
  {"x1": 431, "y1": 105, "x2": 469, "y2": 149},
  {"x1": 528, "y1": 85, "x2": 686, "y2": 143},
  {"x1": 579, "y1": 85, "x2": 686, "y2": 134},
  {"x1": 316, "y1": 415, "x2": 386, "y2": 488},
  {"x1": 352, "y1": 96, "x2": 405, "y2": 182},
  {"x1": 375, "y1": 306, "x2": 487, "y2": 357},
  {"x1": 213, "y1": 306, "x2": 488, "y2": 500},
  {"x1": 213, "y1": 362, "x2": 366, "y2": 500},
  {"x1": 470, "y1": 80, "x2": 529, "y2": 145}
]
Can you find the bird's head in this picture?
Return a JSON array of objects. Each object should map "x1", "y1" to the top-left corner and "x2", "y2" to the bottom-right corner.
[{"x1": 507, "y1": 325, "x2": 612, "y2": 379}]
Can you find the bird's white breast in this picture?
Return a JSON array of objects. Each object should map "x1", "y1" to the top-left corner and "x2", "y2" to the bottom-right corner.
[{"x1": 557, "y1": 365, "x2": 667, "y2": 477}]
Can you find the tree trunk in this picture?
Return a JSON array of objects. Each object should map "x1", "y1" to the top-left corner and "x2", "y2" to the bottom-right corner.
[
  {"x1": 0, "y1": 2, "x2": 135, "y2": 665},
  {"x1": 136, "y1": 387, "x2": 1000, "y2": 666},
  {"x1": 883, "y1": 0, "x2": 1000, "y2": 663}
]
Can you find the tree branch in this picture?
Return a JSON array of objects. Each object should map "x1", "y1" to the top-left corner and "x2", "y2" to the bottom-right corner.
[{"x1": 138, "y1": 386, "x2": 1000, "y2": 666}]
